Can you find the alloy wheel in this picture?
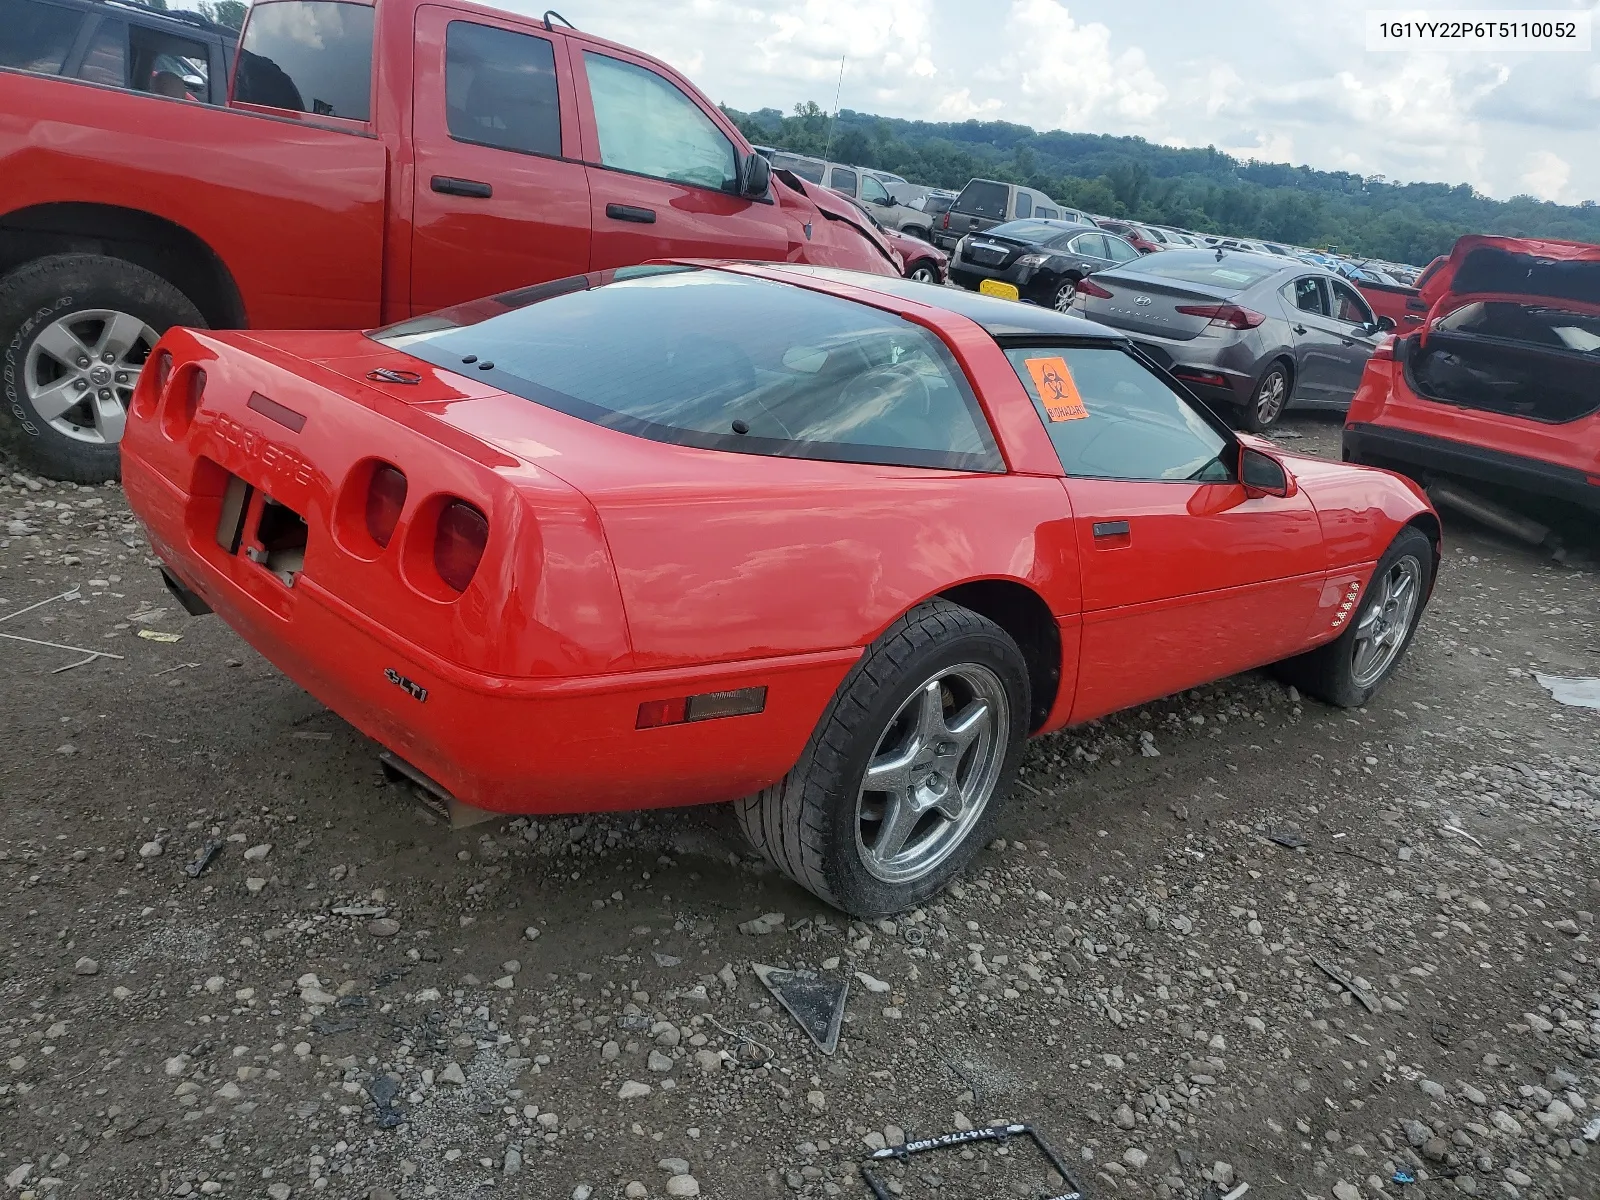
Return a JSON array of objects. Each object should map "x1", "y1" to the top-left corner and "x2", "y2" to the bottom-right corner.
[
  {"x1": 854, "y1": 664, "x2": 1009, "y2": 885},
  {"x1": 908, "y1": 265, "x2": 939, "y2": 283},
  {"x1": 1053, "y1": 281, "x2": 1078, "y2": 312},
  {"x1": 1255, "y1": 369, "x2": 1287, "y2": 426},
  {"x1": 24, "y1": 309, "x2": 158, "y2": 445},
  {"x1": 1350, "y1": 556, "x2": 1422, "y2": 688}
]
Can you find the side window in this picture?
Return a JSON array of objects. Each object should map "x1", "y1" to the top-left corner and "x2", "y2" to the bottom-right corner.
[
  {"x1": 829, "y1": 166, "x2": 858, "y2": 195},
  {"x1": 235, "y1": 1, "x2": 374, "y2": 120},
  {"x1": 1035, "y1": 206, "x2": 1057, "y2": 220},
  {"x1": 956, "y1": 180, "x2": 1009, "y2": 220},
  {"x1": 1014, "y1": 191, "x2": 1032, "y2": 219},
  {"x1": 445, "y1": 22, "x2": 561, "y2": 157},
  {"x1": 1071, "y1": 233, "x2": 1108, "y2": 258},
  {"x1": 860, "y1": 174, "x2": 889, "y2": 205},
  {"x1": 1329, "y1": 280, "x2": 1374, "y2": 325},
  {"x1": 1006, "y1": 346, "x2": 1230, "y2": 482},
  {"x1": 584, "y1": 52, "x2": 737, "y2": 192},
  {"x1": 2, "y1": 0, "x2": 81, "y2": 73},
  {"x1": 129, "y1": 27, "x2": 210, "y2": 99},
  {"x1": 1287, "y1": 277, "x2": 1328, "y2": 316},
  {"x1": 1105, "y1": 236, "x2": 1139, "y2": 263},
  {"x1": 77, "y1": 19, "x2": 127, "y2": 87}
]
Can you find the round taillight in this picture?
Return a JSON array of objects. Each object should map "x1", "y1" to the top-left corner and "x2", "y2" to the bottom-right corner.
[
  {"x1": 161, "y1": 365, "x2": 205, "y2": 440},
  {"x1": 433, "y1": 500, "x2": 487, "y2": 593},
  {"x1": 364, "y1": 464, "x2": 408, "y2": 548}
]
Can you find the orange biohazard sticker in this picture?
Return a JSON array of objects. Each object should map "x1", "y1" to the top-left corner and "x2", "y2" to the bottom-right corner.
[{"x1": 1024, "y1": 356, "x2": 1087, "y2": 422}]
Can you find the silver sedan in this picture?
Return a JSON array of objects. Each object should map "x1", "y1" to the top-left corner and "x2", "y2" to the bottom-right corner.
[{"x1": 1072, "y1": 249, "x2": 1395, "y2": 431}]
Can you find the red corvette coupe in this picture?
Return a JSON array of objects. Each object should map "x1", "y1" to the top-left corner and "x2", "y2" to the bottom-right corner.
[
  {"x1": 123, "y1": 263, "x2": 1440, "y2": 916},
  {"x1": 1344, "y1": 235, "x2": 1600, "y2": 517}
]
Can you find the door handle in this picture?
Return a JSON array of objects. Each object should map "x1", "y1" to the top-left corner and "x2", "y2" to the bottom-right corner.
[
  {"x1": 431, "y1": 176, "x2": 492, "y2": 199},
  {"x1": 605, "y1": 203, "x2": 656, "y2": 224},
  {"x1": 1293, "y1": 323, "x2": 1307, "y2": 334},
  {"x1": 1092, "y1": 520, "x2": 1131, "y2": 539},
  {"x1": 1340, "y1": 337, "x2": 1354, "y2": 346}
]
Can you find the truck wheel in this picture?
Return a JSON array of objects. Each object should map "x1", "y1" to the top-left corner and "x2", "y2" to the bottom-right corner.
[
  {"x1": 0, "y1": 254, "x2": 205, "y2": 483},
  {"x1": 1271, "y1": 526, "x2": 1433, "y2": 708},
  {"x1": 735, "y1": 598, "x2": 1029, "y2": 917}
]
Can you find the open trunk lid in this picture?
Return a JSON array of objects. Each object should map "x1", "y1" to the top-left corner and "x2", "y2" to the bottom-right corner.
[{"x1": 1419, "y1": 235, "x2": 1600, "y2": 321}]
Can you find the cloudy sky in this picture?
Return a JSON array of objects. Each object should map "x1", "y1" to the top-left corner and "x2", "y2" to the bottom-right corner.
[{"x1": 531, "y1": 0, "x2": 1599, "y2": 203}]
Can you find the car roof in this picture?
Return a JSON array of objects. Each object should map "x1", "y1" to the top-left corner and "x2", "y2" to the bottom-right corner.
[{"x1": 733, "y1": 264, "x2": 1127, "y2": 341}]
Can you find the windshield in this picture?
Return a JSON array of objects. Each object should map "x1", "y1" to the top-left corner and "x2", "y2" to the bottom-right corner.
[
  {"x1": 1116, "y1": 251, "x2": 1282, "y2": 291},
  {"x1": 373, "y1": 268, "x2": 1003, "y2": 472}
]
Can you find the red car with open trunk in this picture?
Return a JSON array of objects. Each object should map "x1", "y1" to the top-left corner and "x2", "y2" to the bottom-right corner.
[
  {"x1": 125, "y1": 263, "x2": 1440, "y2": 915},
  {"x1": 1344, "y1": 235, "x2": 1600, "y2": 518},
  {"x1": 0, "y1": 0, "x2": 896, "y2": 484}
]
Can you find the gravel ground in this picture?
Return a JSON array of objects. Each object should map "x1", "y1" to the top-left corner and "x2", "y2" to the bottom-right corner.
[{"x1": 2, "y1": 413, "x2": 1598, "y2": 1200}]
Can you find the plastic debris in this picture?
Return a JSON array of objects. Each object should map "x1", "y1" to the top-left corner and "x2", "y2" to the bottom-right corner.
[
  {"x1": 183, "y1": 839, "x2": 223, "y2": 878},
  {"x1": 1534, "y1": 673, "x2": 1600, "y2": 710},
  {"x1": 137, "y1": 629, "x2": 184, "y2": 643},
  {"x1": 860, "y1": 1123, "x2": 1084, "y2": 1200},
  {"x1": 1583, "y1": 1114, "x2": 1600, "y2": 1142},
  {"x1": 1392, "y1": 1168, "x2": 1416, "y2": 1184},
  {"x1": 1268, "y1": 832, "x2": 1308, "y2": 849},
  {"x1": 752, "y1": 962, "x2": 848, "y2": 1055}
]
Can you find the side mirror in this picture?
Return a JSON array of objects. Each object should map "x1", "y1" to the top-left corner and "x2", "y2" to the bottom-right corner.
[
  {"x1": 1240, "y1": 444, "x2": 1293, "y2": 498},
  {"x1": 740, "y1": 153, "x2": 771, "y2": 198},
  {"x1": 1376, "y1": 315, "x2": 1397, "y2": 332},
  {"x1": 875, "y1": 195, "x2": 893, "y2": 206}
]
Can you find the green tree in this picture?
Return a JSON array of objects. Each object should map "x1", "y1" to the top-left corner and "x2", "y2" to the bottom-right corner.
[{"x1": 197, "y1": 1, "x2": 248, "y2": 30}]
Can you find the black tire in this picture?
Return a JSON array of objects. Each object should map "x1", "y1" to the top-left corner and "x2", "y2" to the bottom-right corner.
[
  {"x1": 735, "y1": 598, "x2": 1030, "y2": 917},
  {"x1": 1272, "y1": 526, "x2": 1434, "y2": 708},
  {"x1": 1051, "y1": 277, "x2": 1080, "y2": 312},
  {"x1": 0, "y1": 254, "x2": 205, "y2": 483},
  {"x1": 907, "y1": 261, "x2": 940, "y2": 284},
  {"x1": 1238, "y1": 360, "x2": 1291, "y2": 432}
]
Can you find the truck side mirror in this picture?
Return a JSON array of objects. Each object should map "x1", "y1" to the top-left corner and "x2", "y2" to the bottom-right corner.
[{"x1": 741, "y1": 153, "x2": 771, "y2": 198}]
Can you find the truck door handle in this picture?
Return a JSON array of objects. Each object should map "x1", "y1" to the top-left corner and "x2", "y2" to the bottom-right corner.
[
  {"x1": 431, "y1": 176, "x2": 492, "y2": 199},
  {"x1": 1092, "y1": 520, "x2": 1131, "y2": 539},
  {"x1": 605, "y1": 203, "x2": 656, "y2": 224}
]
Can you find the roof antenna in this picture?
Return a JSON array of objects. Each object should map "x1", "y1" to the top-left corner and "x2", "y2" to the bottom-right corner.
[
  {"x1": 542, "y1": 10, "x2": 576, "y2": 30},
  {"x1": 822, "y1": 55, "x2": 846, "y2": 161}
]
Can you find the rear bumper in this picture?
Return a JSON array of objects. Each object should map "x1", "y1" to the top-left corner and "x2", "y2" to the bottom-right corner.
[
  {"x1": 1342, "y1": 422, "x2": 1600, "y2": 514},
  {"x1": 124, "y1": 452, "x2": 856, "y2": 815}
]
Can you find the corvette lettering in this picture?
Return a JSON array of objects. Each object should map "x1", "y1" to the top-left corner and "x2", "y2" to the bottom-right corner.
[{"x1": 213, "y1": 413, "x2": 315, "y2": 487}]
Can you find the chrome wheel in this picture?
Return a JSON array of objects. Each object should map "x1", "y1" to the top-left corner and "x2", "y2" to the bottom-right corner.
[
  {"x1": 1254, "y1": 369, "x2": 1287, "y2": 426},
  {"x1": 855, "y1": 664, "x2": 1009, "y2": 885},
  {"x1": 1053, "y1": 280, "x2": 1078, "y2": 312},
  {"x1": 23, "y1": 309, "x2": 157, "y2": 445},
  {"x1": 908, "y1": 264, "x2": 939, "y2": 283},
  {"x1": 1350, "y1": 556, "x2": 1421, "y2": 688}
]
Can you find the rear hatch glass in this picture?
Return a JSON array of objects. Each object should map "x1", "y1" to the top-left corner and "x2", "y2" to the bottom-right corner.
[
  {"x1": 373, "y1": 267, "x2": 1003, "y2": 472},
  {"x1": 954, "y1": 180, "x2": 1009, "y2": 220},
  {"x1": 1075, "y1": 252, "x2": 1273, "y2": 342},
  {"x1": 1408, "y1": 301, "x2": 1600, "y2": 425}
]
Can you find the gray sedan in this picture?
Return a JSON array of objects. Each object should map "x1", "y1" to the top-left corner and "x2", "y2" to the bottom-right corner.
[{"x1": 1073, "y1": 250, "x2": 1394, "y2": 430}]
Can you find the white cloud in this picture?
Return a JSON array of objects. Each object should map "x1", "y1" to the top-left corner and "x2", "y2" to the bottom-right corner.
[
  {"x1": 996, "y1": 0, "x2": 1168, "y2": 130},
  {"x1": 1520, "y1": 150, "x2": 1572, "y2": 202}
]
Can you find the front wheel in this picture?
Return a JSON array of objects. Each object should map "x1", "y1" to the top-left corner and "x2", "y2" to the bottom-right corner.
[
  {"x1": 735, "y1": 599, "x2": 1029, "y2": 917},
  {"x1": 907, "y1": 262, "x2": 940, "y2": 284},
  {"x1": 1272, "y1": 527, "x2": 1434, "y2": 708}
]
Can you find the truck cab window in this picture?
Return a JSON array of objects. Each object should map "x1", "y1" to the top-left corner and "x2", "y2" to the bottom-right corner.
[
  {"x1": 77, "y1": 19, "x2": 128, "y2": 87},
  {"x1": 445, "y1": 22, "x2": 561, "y2": 157},
  {"x1": 583, "y1": 52, "x2": 736, "y2": 192},
  {"x1": 235, "y1": 0, "x2": 374, "y2": 121}
]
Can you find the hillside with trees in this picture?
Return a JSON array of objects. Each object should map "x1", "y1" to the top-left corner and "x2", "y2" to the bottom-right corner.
[{"x1": 727, "y1": 103, "x2": 1600, "y2": 266}]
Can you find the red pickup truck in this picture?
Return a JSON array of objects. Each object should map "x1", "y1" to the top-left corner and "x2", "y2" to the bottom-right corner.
[{"x1": 0, "y1": 0, "x2": 897, "y2": 482}]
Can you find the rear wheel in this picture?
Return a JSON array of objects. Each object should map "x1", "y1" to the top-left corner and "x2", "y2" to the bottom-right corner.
[
  {"x1": 735, "y1": 599, "x2": 1029, "y2": 917},
  {"x1": 1272, "y1": 527, "x2": 1433, "y2": 708},
  {"x1": 1239, "y1": 361, "x2": 1290, "y2": 432},
  {"x1": 1052, "y1": 278, "x2": 1080, "y2": 312},
  {"x1": 0, "y1": 254, "x2": 204, "y2": 482}
]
